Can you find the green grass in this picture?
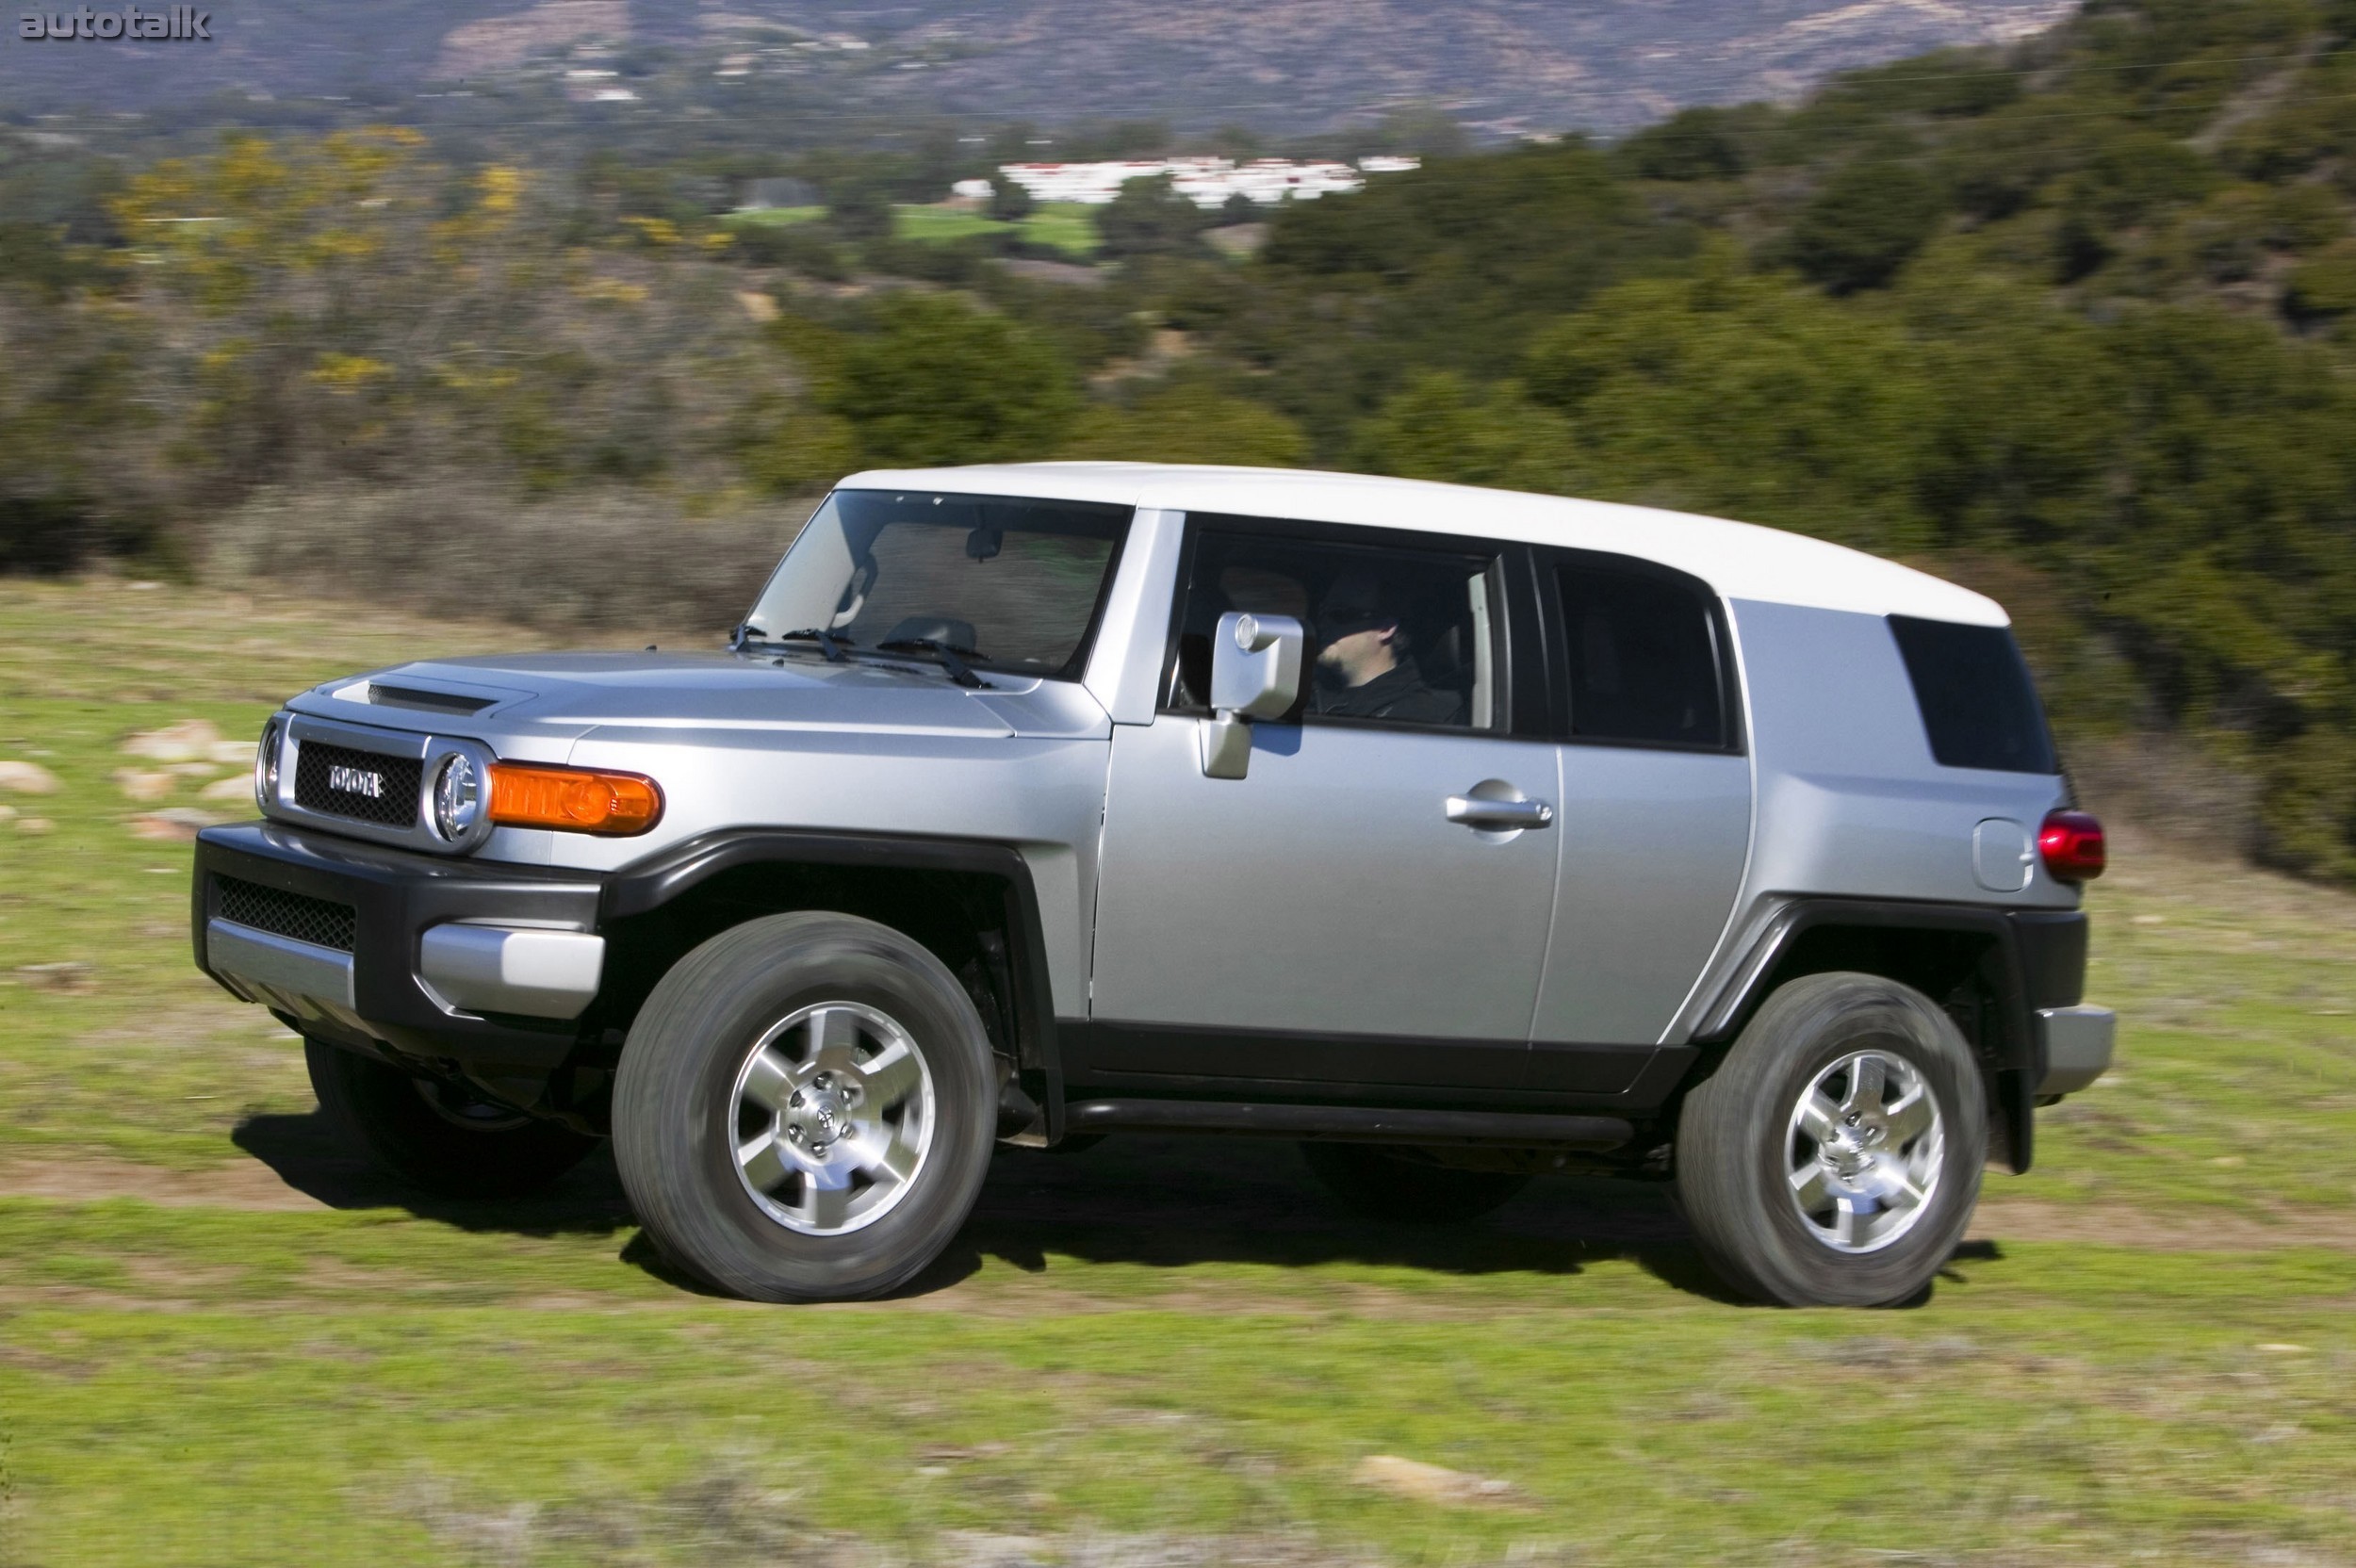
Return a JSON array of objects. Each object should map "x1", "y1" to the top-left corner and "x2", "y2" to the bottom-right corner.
[
  {"x1": 721, "y1": 204, "x2": 826, "y2": 229},
  {"x1": 721, "y1": 202, "x2": 1100, "y2": 257},
  {"x1": 892, "y1": 200, "x2": 1100, "y2": 258},
  {"x1": 3, "y1": 578, "x2": 2354, "y2": 1565},
  {"x1": 1014, "y1": 202, "x2": 1100, "y2": 257}
]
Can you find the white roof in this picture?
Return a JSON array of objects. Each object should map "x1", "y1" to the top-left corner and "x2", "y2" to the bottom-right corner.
[{"x1": 841, "y1": 463, "x2": 2006, "y2": 627}]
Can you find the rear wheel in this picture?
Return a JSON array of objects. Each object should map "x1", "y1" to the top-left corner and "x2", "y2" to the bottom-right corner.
[
  {"x1": 613, "y1": 912, "x2": 997, "y2": 1302},
  {"x1": 1301, "y1": 1142, "x2": 1531, "y2": 1224},
  {"x1": 304, "y1": 1038, "x2": 597, "y2": 1199},
  {"x1": 1677, "y1": 972, "x2": 1987, "y2": 1307}
]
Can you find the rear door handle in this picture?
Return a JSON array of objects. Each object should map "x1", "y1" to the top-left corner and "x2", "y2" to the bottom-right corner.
[{"x1": 1445, "y1": 794, "x2": 1555, "y2": 830}]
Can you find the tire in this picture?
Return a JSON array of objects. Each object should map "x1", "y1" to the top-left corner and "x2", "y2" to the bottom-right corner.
[
  {"x1": 1301, "y1": 1142, "x2": 1532, "y2": 1224},
  {"x1": 612, "y1": 912, "x2": 997, "y2": 1303},
  {"x1": 304, "y1": 1038, "x2": 598, "y2": 1200},
  {"x1": 1677, "y1": 972, "x2": 1987, "y2": 1307}
]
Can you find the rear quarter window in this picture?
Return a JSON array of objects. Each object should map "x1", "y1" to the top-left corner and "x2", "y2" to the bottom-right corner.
[
  {"x1": 1556, "y1": 562, "x2": 1731, "y2": 749},
  {"x1": 1888, "y1": 614, "x2": 2057, "y2": 775}
]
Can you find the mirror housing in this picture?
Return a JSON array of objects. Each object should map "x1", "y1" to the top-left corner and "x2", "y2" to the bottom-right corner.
[{"x1": 1200, "y1": 612, "x2": 1304, "y2": 779}]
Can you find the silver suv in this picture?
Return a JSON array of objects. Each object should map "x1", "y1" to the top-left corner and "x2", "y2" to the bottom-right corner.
[{"x1": 192, "y1": 464, "x2": 2114, "y2": 1307}]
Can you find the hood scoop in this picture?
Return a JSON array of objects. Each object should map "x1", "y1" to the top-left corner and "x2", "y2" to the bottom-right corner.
[
  {"x1": 332, "y1": 678, "x2": 529, "y2": 718},
  {"x1": 368, "y1": 681, "x2": 495, "y2": 716}
]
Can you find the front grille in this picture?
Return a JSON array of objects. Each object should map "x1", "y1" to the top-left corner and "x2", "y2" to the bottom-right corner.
[
  {"x1": 294, "y1": 742, "x2": 421, "y2": 828},
  {"x1": 213, "y1": 874, "x2": 357, "y2": 952}
]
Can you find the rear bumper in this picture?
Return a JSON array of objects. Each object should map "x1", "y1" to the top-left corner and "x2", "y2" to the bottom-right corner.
[
  {"x1": 2035, "y1": 1004, "x2": 2116, "y2": 1097},
  {"x1": 192, "y1": 821, "x2": 605, "y2": 1073}
]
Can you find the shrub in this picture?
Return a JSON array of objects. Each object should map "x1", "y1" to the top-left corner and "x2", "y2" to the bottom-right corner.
[
  {"x1": 1789, "y1": 158, "x2": 1949, "y2": 293},
  {"x1": 203, "y1": 482, "x2": 807, "y2": 635},
  {"x1": 2285, "y1": 239, "x2": 2356, "y2": 320}
]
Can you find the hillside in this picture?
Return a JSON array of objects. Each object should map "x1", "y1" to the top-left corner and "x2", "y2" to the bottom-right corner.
[
  {"x1": 6, "y1": 0, "x2": 2356, "y2": 880},
  {"x1": 0, "y1": 0, "x2": 2073, "y2": 134}
]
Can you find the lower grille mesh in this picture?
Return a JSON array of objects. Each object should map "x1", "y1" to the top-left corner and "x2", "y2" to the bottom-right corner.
[{"x1": 213, "y1": 875, "x2": 357, "y2": 952}]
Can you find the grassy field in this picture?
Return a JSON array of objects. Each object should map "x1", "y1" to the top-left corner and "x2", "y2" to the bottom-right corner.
[
  {"x1": 725, "y1": 205, "x2": 827, "y2": 229},
  {"x1": 726, "y1": 203, "x2": 1103, "y2": 258},
  {"x1": 2, "y1": 577, "x2": 2353, "y2": 1567},
  {"x1": 892, "y1": 201, "x2": 1100, "y2": 257}
]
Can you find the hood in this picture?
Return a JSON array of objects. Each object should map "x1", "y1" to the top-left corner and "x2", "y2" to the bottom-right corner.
[{"x1": 284, "y1": 648, "x2": 1110, "y2": 743}]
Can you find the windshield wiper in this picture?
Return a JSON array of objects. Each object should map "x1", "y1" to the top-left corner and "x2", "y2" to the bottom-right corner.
[
  {"x1": 875, "y1": 637, "x2": 987, "y2": 689},
  {"x1": 742, "y1": 627, "x2": 853, "y2": 663}
]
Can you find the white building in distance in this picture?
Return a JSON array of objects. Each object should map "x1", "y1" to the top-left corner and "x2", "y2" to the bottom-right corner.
[{"x1": 994, "y1": 156, "x2": 1420, "y2": 209}]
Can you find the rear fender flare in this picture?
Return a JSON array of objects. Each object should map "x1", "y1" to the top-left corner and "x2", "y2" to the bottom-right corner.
[{"x1": 1688, "y1": 898, "x2": 2086, "y2": 1174}]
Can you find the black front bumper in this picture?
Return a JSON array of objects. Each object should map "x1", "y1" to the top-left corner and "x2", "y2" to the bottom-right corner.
[{"x1": 192, "y1": 822, "x2": 605, "y2": 1075}]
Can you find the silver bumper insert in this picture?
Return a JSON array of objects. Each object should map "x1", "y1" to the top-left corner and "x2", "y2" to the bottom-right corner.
[
  {"x1": 2036, "y1": 1004, "x2": 2116, "y2": 1097},
  {"x1": 417, "y1": 923, "x2": 604, "y2": 1020},
  {"x1": 206, "y1": 917, "x2": 357, "y2": 1009}
]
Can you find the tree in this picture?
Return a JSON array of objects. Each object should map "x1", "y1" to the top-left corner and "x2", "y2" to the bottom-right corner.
[
  {"x1": 1788, "y1": 156, "x2": 1949, "y2": 293},
  {"x1": 799, "y1": 294, "x2": 1080, "y2": 466},
  {"x1": 1096, "y1": 173, "x2": 1206, "y2": 259},
  {"x1": 988, "y1": 172, "x2": 1035, "y2": 222},
  {"x1": 2284, "y1": 239, "x2": 2356, "y2": 322},
  {"x1": 1615, "y1": 106, "x2": 1754, "y2": 182},
  {"x1": 824, "y1": 180, "x2": 893, "y2": 243},
  {"x1": 1347, "y1": 372, "x2": 1576, "y2": 493},
  {"x1": 1517, "y1": 263, "x2": 1939, "y2": 550},
  {"x1": 1059, "y1": 377, "x2": 1308, "y2": 467}
]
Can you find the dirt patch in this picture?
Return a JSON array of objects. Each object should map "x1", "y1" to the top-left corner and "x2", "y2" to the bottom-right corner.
[
  {"x1": 434, "y1": 0, "x2": 629, "y2": 78},
  {"x1": 15, "y1": 1142, "x2": 2356, "y2": 1253},
  {"x1": 0, "y1": 1154, "x2": 332, "y2": 1211},
  {"x1": 1972, "y1": 1199, "x2": 2356, "y2": 1251},
  {"x1": 0, "y1": 1283, "x2": 203, "y2": 1314}
]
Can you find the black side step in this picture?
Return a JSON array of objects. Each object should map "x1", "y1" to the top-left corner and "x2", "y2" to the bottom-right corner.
[{"x1": 1065, "y1": 1099, "x2": 1633, "y2": 1150}]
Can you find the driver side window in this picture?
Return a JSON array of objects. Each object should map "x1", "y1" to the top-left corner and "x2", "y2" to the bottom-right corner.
[{"x1": 1164, "y1": 523, "x2": 1499, "y2": 732}]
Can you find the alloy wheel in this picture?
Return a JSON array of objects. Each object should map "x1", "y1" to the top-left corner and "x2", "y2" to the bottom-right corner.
[
  {"x1": 1785, "y1": 1048, "x2": 1944, "y2": 1253},
  {"x1": 728, "y1": 1001, "x2": 936, "y2": 1236}
]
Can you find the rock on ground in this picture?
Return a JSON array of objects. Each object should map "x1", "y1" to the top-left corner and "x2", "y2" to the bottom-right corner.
[
  {"x1": 121, "y1": 719, "x2": 224, "y2": 763},
  {"x1": 1350, "y1": 1454, "x2": 1516, "y2": 1507},
  {"x1": 0, "y1": 759, "x2": 60, "y2": 793},
  {"x1": 114, "y1": 768, "x2": 176, "y2": 803},
  {"x1": 15, "y1": 961, "x2": 95, "y2": 993},
  {"x1": 131, "y1": 808, "x2": 221, "y2": 841}
]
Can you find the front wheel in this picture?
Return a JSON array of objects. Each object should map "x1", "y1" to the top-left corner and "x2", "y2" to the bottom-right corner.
[
  {"x1": 1677, "y1": 972, "x2": 1987, "y2": 1307},
  {"x1": 612, "y1": 912, "x2": 998, "y2": 1302},
  {"x1": 304, "y1": 1039, "x2": 598, "y2": 1199}
]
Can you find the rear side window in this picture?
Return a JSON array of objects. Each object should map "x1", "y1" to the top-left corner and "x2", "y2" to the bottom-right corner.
[
  {"x1": 1555, "y1": 564, "x2": 1729, "y2": 748},
  {"x1": 1888, "y1": 615, "x2": 2057, "y2": 775}
]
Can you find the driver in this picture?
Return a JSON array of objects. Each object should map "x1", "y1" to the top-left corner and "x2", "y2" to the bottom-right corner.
[{"x1": 1310, "y1": 566, "x2": 1462, "y2": 726}]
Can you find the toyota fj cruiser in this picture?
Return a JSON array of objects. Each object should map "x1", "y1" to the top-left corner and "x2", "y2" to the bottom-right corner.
[{"x1": 192, "y1": 464, "x2": 2113, "y2": 1307}]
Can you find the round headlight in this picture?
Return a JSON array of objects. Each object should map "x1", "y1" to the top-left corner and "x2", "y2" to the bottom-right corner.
[
  {"x1": 434, "y1": 753, "x2": 483, "y2": 841},
  {"x1": 253, "y1": 717, "x2": 283, "y2": 812}
]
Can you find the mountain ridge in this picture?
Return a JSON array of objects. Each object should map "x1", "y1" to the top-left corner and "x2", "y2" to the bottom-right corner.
[{"x1": 0, "y1": 0, "x2": 2076, "y2": 134}]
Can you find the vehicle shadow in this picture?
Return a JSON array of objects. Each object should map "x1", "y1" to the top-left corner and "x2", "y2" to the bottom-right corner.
[
  {"x1": 231, "y1": 1109, "x2": 636, "y2": 1237},
  {"x1": 234, "y1": 1116, "x2": 1988, "y2": 1306},
  {"x1": 941, "y1": 1135, "x2": 1742, "y2": 1302}
]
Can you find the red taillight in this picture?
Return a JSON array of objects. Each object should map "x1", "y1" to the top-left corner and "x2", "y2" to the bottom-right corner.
[{"x1": 2038, "y1": 809, "x2": 2105, "y2": 883}]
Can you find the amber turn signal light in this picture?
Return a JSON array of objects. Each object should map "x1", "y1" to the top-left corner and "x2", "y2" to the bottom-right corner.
[{"x1": 485, "y1": 761, "x2": 663, "y2": 836}]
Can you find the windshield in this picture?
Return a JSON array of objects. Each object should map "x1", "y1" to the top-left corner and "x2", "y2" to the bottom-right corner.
[{"x1": 745, "y1": 489, "x2": 1132, "y2": 678}]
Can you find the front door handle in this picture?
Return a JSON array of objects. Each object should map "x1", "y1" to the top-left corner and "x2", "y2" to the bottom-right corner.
[{"x1": 1445, "y1": 793, "x2": 1555, "y2": 831}]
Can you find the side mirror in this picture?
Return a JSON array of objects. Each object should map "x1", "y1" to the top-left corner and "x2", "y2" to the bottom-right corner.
[{"x1": 1200, "y1": 612, "x2": 1303, "y2": 779}]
